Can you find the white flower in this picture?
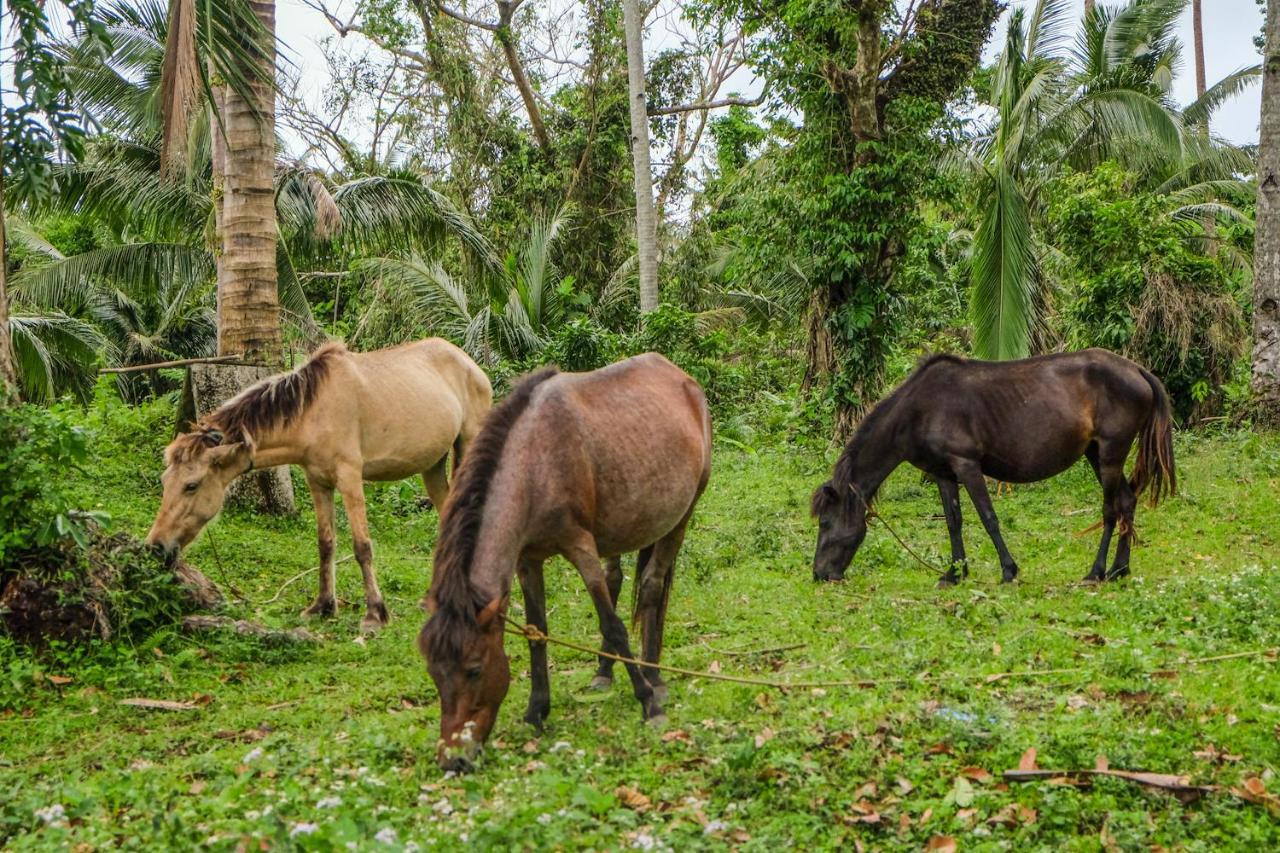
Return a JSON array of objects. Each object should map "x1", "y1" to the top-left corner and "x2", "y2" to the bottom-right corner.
[
  {"x1": 243, "y1": 747, "x2": 265, "y2": 763},
  {"x1": 704, "y1": 820, "x2": 729, "y2": 835},
  {"x1": 405, "y1": 843, "x2": 421, "y2": 852},
  {"x1": 632, "y1": 832, "x2": 657, "y2": 850},
  {"x1": 550, "y1": 741, "x2": 572, "y2": 752},
  {"x1": 537, "y1": 813, "x2": 552, "y2": 825},
  {"x1": 374, "y1": 827, "x2": 398, "y2": 845},
  {"x1": 34, "y1": 804, "x2": 66, "y2": 825},
  {"x1": 432, "y1": 798, "x2": 454, "y2": 816},
  {"x1": 290, "y1": 823, "x2": 319, "y2": 838},
  {"x1": 317, "y1": 796, "x2": 342, "y2": 809}
]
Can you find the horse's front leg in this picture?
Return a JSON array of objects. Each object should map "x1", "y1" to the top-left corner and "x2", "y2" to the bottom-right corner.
[
  {"x1": 954, "y1": 461, "x2": 1020, "y2": 582},
  {"x1": 936, "y1": 477, "x2": 968, "y2": 588},
  {"x1": 589, "y1": 556, "x2": 625, "y2": 691},
  {"x1": 516, "y1": 557, "x2": 551, "y2": 728},
  {"x1": 564, "y1": 535, "x2": 660, "y2": 723},
  {"x1": 301, "y1": 474, "x2": 338, "y2": 618},
  {"x1": 337, "y1": 474, "x2": 388, "y2": 633}
]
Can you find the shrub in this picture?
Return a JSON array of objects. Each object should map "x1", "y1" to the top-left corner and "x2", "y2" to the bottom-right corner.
[{"x1": 0, "y1": 399, "x2": 104, "y2": 568}]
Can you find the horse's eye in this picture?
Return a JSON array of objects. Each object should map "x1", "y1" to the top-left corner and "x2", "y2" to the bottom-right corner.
[
  {"x1": 184, "y1": 482, "x2": 199, "y2": 493},
  {"x1": 465, "y1": 666, "x2": 483, "y2": 680}
]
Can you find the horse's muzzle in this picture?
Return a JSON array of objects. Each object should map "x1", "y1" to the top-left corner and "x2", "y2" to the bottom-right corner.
[{"x1": 438, "y1": 753, "x2": 477, "y2": 774}]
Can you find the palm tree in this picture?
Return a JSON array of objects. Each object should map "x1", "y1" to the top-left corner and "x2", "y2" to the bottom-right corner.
[
  {"x1": 1255, "y1": 0, "x2": 1280, "y2": 421},
  {"x1": 1192, "y1": 0, "x2": 1206, "y2": 99},
  {"x1": 4, "y1": 2, "x2": 490, "y2": 402},
  {"x1": 353, "y1": 204, "x2": 587, "y2": 364},
  {"x1": 968, "y1": 0, "x2": 1254, "y2": 360}
]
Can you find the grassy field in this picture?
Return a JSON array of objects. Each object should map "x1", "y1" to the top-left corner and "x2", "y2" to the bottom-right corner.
[{"x1": 3, "y1": 394, "x2": 1280, "y2": 850}]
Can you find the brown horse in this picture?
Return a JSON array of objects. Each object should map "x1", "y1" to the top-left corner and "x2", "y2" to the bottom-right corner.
[
  {"x1": 146, "y1": 339, "x2": 492, "y2": 632},
  {"x1": 419, "y1": 353, "x2": 712, "y2": 772},
  {"x1": 811, "y1": 349, "x2": 1176, "y2": 586}
]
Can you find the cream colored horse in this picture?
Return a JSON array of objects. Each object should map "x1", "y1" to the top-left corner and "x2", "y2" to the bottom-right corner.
[{"x1": 146, "y1": 339, "x2": 492, "y2": 632}]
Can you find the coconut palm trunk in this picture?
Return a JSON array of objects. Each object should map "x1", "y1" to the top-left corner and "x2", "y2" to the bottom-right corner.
[
  {"x1": 217, "y1": 0, "x2": 282, "y2": 363},
  {"x1": 1192, "y1": 0, "x2": 1206, "y2": 98},
  {"x1": 0, "y1": 82, "x2": 14, "y2": 394},
  {"x1": 622, "y1": 0, "x2": 659, "y2": 314},
  {"x1": 1254, "y1": 0, "x2": 1280, "y2": 421}
]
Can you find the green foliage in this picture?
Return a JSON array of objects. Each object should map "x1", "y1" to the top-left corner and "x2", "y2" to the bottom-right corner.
[
  {"x1": 0, "y1": 401, "x2": 102, "y2": 565},
  {"x1": 2, "y1": 0, "x2": 110, "y2": 200},
  {"x1": 1048, "y1": 164, "x2": 1249, "y2": 419}
]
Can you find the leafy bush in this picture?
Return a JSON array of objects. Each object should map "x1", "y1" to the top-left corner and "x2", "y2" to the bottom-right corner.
[
  {"x1": 1047, "y1": 165, "x2": 1249, "y2": 421},
  {"x1": 0, "y1": 399, "x2": 105, "y2": 567}
]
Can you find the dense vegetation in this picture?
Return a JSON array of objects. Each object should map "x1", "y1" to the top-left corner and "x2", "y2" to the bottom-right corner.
[{"x1": 4, "y1": 0, "x2": 1280, "y2": 848}]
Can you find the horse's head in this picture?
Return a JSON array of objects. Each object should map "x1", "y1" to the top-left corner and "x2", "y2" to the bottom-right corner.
[
  {"x1": 810, "y1": 480, "x2": 869, "y2": 581},
  {"x1": 145, "y1": 429, "x2": 252, "y2": 563},
  {"x1": 419, "y1": 595, "x2": 510, "y2": 773}
]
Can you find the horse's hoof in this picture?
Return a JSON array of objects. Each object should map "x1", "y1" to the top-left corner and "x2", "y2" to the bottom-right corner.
[
  {"x1": 1107, "y1": 565, "x2": 1131, "y2": 581},
  {"x1": 587, "y1": 675, "x2": 613, "y2": 692},
  {"x1": 936, "y1": 576, "x2": 958, "y2": 589},
  {"x1": 645, "y1": 713, "x2": 669, "y2": 729},
  {"x1": 359, "y1": 615, "x2": 386, "y2": 634},
  {"x1": 301, "y1": 598, "x2": 337, "y2": 619},
  {"x1": 650, "y1": 683, "x2": 669, "y2": 706},
  {"x1": 523, "y1": 713, "x2": 547, "y2": 732}
]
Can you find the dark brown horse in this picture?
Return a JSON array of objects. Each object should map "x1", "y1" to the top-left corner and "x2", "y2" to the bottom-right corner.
[
  {"x1": 419, "y1": 354, "x2": 712, "y2": 772},
  {"x1": 812, "y1": 350, "x2": 1175, "y2": 586}
]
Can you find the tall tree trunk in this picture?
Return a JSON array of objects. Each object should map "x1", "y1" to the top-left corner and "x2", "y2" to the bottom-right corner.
[
  {"x1": 496, "y1": 0, "x2": 551, "y2": 154},
  {"x1": 217, "y1": 0, "x2": 283, "y2": 364},
  {"x1": 205, "y1": 1, "x2": 294, "y2": 513},
  {"x1": 1192, "y1": 0, "x2": 1207, "y2": 98},
  {"x1": 1254, "y1": 0, "x2": 1280, "y2": 422},
  {"x1": 0, "y1": 84, "x2": 15, "y2": 395},
  {"x1": 622, "y1": 0, "x2": 659, "y2": 314}
]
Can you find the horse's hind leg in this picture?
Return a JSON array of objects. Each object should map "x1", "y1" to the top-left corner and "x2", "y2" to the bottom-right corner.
[
  {"x1": 936, "y1": 477, "x2": 968, "y2": 587},
  {"x1": 516, "y1": 558, "x2": 551, "y2": 728},
  {"x1": 636, "y1": 528, "x2": 687, "y2": 709},
  {"x1": 954, "y1": 460, "x2": 1020, "y2": 582},
  {"x1": 421, "y1": 458, "x2": 450, "y2": 513},
  {"x1": 589, "y1": 556, "x2": 626, "y2": 691},
  {"x1": 564, "y1": 534, "x2": 659, "y2": 722},
  {"x1": 1083, "y1": 444, "x2": 1117, "y2": 582},
  {"x1": 337, "y1": 475, "x2": 389, "y2": 633},
  {"x1": 1107, "y1": 471, "x2": 1138, "y2": 581},
  {"x1": 301, "y1": 475, "x2": 338, "y2": 618}
]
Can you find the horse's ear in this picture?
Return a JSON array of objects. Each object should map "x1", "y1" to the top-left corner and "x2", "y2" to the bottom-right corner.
[
  {"x1": 208, "y1": 442, "x2": 249, "y2": 470},
  {"x1": 811, "y1": 482, "x2": 839, "y2": 517},
  {"x1": 475, "y1": 595, "x2": 507, "y2": 629}
]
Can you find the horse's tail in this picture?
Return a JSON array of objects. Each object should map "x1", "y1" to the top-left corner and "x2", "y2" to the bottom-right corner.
[
  {"x1": 1130, "y1": 367, "x2": 1177, "y2": 507},
  {"x1": 630, "y1": 545, "x2": 668, "y2": 634}
]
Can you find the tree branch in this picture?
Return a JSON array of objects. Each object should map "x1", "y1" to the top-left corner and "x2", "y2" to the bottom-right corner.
[{"x1": 648, "y1": 93, "x2": 765, "y2": 117}]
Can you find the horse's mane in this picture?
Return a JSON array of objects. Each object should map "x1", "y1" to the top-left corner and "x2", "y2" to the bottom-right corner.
[
  {"x1": 819, "y1": 353, "x2": 964, "y2": 516},
  {"x1": 420, "y1": 366, "x2": 560, "y2": 662},
  {"x1": 168, "y1": 342, "x2": 343, "y2": 463}
]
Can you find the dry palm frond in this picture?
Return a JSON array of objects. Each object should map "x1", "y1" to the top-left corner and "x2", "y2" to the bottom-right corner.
[{"x1": 158, "y1": 0, "x2": 200, "y2": 177}]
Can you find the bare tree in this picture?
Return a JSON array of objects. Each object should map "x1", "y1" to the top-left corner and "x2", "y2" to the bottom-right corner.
[
  {"x1": 1255, "y1": 0, "x2": 1280, "y2": 421},
  {"x1": 623, "y1": 0, "x2": 659, "y2": 313}
]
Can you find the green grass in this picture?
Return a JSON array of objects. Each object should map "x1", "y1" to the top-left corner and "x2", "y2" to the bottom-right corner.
[{"x1": 3, "y1": 394, "x2": 1280, "y2": 850}]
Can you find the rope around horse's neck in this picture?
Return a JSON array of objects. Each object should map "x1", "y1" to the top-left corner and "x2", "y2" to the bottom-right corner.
[
  {"x1": 866, "y1": 509, "x2": 947, "y2": 577},
  {"x1": 500, "y1": 614, "x2": 1277, "y2": 692}
]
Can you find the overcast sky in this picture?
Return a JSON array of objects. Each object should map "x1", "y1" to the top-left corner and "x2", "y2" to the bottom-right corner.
[{"x1": 274, "y1": 0, "x2": 1267, "y2": 155}]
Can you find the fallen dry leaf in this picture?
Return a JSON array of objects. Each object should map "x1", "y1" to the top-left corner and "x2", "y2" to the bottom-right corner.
[
  {"x1": 754, "y1": 727, "x2": 776, "y2": 749},
  {"x1": 959, "y1": 766, "x2": 993, "y2": 783},
  {"x1": 661, "y1": 729, "x2": 692, "y2": 744},
  {"x1": 48, "y1": 675, "x2": 73, "y2": 686},
  {"x1": 615, "y1": 785, "x2": 651, "y2": 813},
  {"x1": 896, "y1": 776, "x2": 915, "y2": 795},
  {"x1": 925, "y1": 742, "x2": 954, "y2": 756},
  {"x1": 1019, "y1": 747, "x2": 1038, "y2": 771},
  {"x1": 925, "y1": 835, "x2": 957, "y2": 852}
]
